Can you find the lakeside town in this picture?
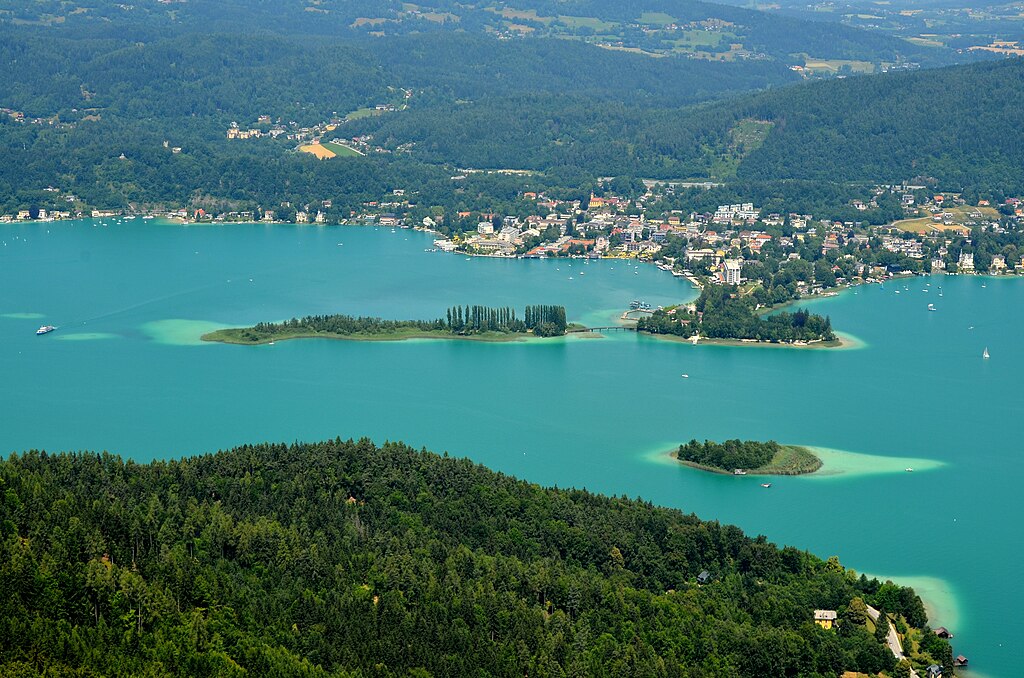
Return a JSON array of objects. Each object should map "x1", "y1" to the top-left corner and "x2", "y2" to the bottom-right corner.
[{"x1": 6, "y1": 181, "x2": 1024, "y2": 298}]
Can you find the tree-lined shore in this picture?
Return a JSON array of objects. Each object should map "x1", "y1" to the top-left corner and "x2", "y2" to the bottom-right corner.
[{"x1": 202, "y1": 305, "x2": 570, "y2": 344}]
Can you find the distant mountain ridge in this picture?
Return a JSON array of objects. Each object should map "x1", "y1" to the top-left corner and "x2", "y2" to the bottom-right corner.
[{"x1": 0, "y1": 0, "x2": 964, "y2": 69}]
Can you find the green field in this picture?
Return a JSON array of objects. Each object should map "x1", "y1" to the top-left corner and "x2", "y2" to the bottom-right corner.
[
  {"x1": 494, "y1": 7, "x2": 553, "y2": 24},
  {"x1": 672, "y1": 30, "x2": 728, "y2": 48},
  {"x1": 321, "y1": 141, "x2": 362, "y2": 157},
  {"x1": 893, "y1": 205, "x2": 997, "y2": 233},
  {"x1": 638, "y1": 12, "x2": 676, "y2": 26},
  {"x1": 344, "y1": 107, "x2": 382, "y2": 121},
  {"x1": 558, "y1": 15, "x2": 617, "y2": 32},
  {"x1": 906, "y1": 36, "x2": 946, "y2": 48}
]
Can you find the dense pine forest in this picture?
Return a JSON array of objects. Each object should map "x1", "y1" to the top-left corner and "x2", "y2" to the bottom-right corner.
[{"x1": 0, "y1": 439, "x2": 948, "y2": 676}]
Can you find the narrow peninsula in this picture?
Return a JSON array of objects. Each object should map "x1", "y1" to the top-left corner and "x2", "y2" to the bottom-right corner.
[
  {"x1": 202, "y1": 304, "x2": 571, "y2": 344},
  {"x1": 638, "y1": 285, "x2": 839, "y2": 346},
  {"x1": 676, "y1": 439, "x2": 823, "y2": 476}
]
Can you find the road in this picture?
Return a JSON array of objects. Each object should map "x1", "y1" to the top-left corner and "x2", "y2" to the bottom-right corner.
[{"x1": 866, "y1": 605, "x2": 919, "y2": 677}]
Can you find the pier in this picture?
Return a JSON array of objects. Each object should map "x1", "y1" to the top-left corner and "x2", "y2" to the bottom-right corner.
[{"x1": 621, "y1": 308, "x2": 653, "y2": 321}]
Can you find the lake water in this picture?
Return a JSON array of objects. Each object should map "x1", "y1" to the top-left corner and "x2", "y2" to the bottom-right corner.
[{"x1": 1, "y1": 219, "x2": 1018, "y2": 676}]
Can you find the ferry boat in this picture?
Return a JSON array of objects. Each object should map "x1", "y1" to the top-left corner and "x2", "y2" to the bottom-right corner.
[{"x1": 36, "y1": 325, "x2": 56, "y2": 335}]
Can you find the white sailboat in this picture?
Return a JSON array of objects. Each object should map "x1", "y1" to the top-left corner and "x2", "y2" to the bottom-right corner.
[{"x1": 983, "y1": 347, "x2": 990, "y2": 359}]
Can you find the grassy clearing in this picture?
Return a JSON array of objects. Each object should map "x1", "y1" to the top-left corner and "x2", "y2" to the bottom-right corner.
[
  {"x1": 596, "y1": 44, "x2": 667, "y2": 58},
  {"x1": 759, "y1": 445, "x2": 823, "y2": 474},
  {"x1": 672, "y1": 30, "x2": 728, "y2": 48},
  {"x1": 421, "y1": 12, "x2": 458, "y2": 23},
  {"x1": 638, "y1": 12, "x2": 676, "y2": 26},
  {"x1": 906, "y1": 36, "x2": 945, "y2": 47},
  {"x1": 894, "y1": 205, "x2": 998, "y2": 233},
  {"x1": 731, "y1": 119, "x2": 773, "y2": 151},
  {"x1": 711, "y1": 118, "x2": 774, "y2": 178},
  {"x1": 558, "y1": 15, "x2": 617, "y2": 31},
  {"x1": 495, "y1": 8, "x2": 553, "y2": 24},
  {"x1": 321, "y1": 141, "x2": 362, "y2": 157},
  {"x1": 345, "y1": 107, "x2": 382, "y2": 121}
]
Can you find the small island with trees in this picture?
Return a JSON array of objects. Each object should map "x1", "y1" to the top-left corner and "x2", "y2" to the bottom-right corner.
[
  {"x1": 637, "y1": 285, "x2": 838, "y2": 346},
  {"x1": 202, "y1": 304, "x2": 570, "y2": 344},
  {"x1": 677, "y1": 439, "x2": 823, "y2": 475}
]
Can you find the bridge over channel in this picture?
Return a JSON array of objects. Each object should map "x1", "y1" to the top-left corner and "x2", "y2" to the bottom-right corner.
[{"x1": 567, "y1": 325, "x2": 638, "y2": 334}]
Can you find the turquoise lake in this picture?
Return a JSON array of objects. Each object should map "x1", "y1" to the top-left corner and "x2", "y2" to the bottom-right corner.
[{"x1": 1, "y1": 219, "x2": 1018, "y2": 676}]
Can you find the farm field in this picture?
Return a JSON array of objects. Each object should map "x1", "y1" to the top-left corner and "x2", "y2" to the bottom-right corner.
[{"x1": 298, "y1": 144, "x2": 336, "y2": 159}]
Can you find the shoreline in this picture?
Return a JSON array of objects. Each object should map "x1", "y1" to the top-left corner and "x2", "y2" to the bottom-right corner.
[
  {"x1": 201, "y1": 325, "x2": 594, "y2": 345},
  {"x1": 203, "y1": 329, "x2": 536, "y2": 345},
  {"x1": 641, "y1": 331, "x2": 856, "y2": 350}
]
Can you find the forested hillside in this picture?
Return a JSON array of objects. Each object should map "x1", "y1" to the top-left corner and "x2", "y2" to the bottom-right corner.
[
  {"x1": 734, "y1": 57, "x2": 1024, "y2": 193},
  {"x1": 0, "y1": 439, "x2": 941, "y2": 676},
  {"x1": 357, "y1": 55, "x2": 1024, "y2": 193}
]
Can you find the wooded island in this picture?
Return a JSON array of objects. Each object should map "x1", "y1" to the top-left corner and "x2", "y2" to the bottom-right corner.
[
  {"x1": 677, "y1": 438, "x2": 823, "y2": 475},
  {"x1": 202, "y1": 304, "x2": 570, "y2": 344},
  {"x1": 638, "y1": 285, "x2": 838, "y2": 345}
]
